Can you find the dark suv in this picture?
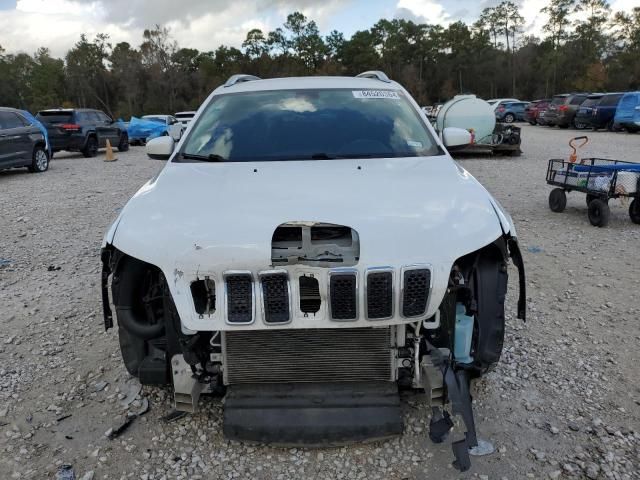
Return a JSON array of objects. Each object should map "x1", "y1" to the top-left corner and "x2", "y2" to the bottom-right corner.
[
  {"x1": 544, "y1": 93, "x2": 589, "y2": 128},
  {"x1": 589, "y1": 93, "x2": 624, "y2": 131},
  {"x1": 0, "y1": 107, "x2": 49, "y2": 173},
  {"x1": 36, "y1": 108, "x2": 129, "y2": 157}
]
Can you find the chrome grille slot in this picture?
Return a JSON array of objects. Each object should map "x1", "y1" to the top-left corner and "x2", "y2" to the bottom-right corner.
[
  {"x1": 224, "y1": 328, "x2": 391, "y2": 384},
  {"x1": 366, "y1": 270, "x2": 393, "y2": 319},
  {"x1": 402, "y1": 268, "x2": 430, "y2": 317},
  {"x1": 329, "y1": 271, "x2": 358, "y2": 320},
  {"x1": 225, "y1": 273, "x2": 253, "y2": 324},
  {"x1": 260, "y1": 272, "x2": 290, "y2": 324}
]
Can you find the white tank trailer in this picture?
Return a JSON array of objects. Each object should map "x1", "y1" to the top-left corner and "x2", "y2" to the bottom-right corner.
[{"x1": 435, "y1": 95, "x2": 522, "y2": 156}]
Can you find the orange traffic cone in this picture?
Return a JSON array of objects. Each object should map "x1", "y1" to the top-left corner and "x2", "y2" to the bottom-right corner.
[{"x1": 104, "y1": 139, "x2": 117, "y2": 162}]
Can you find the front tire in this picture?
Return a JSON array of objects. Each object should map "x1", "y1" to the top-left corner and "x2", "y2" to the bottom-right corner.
[
  {"x1": 28, "y1": 146, "x2": 49, "y2": 173},
  {"x1": 549, "y1": 188, "x2": 567, "y2": 212},
  {"x1": 588, "y1": 199, "x2": 610, "y2": 227},
  {"x1": 82, "y1": 136, "x2": 98, "y2": 158},
  {"x1": 504, "y1": 113, "x2": 515, "y2": 123}
]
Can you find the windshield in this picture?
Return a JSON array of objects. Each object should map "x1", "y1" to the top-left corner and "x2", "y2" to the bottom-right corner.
[{"x1": 180, "y1": 89, "x2": 439, "y2": 162}]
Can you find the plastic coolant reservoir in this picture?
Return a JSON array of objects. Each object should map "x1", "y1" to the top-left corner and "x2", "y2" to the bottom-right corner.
[
  {"x1": 436, "y1": 95, "x2": 496, "y2": 143},
  {"x1": 454, "y1": 303, "x2": 474, "y2": 364}
]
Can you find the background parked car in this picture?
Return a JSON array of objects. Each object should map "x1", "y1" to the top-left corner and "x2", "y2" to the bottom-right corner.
[
  {"x1": 574, "y1": 93, "x2": 603, "y2": 130},
  {"x1": 614, "y1": 91, "x2": 640, "y2": 133},
  {"x1": 174, "y1": 111, "x2": 196, "y2": 127},
  {"x1": 142, "y1": 115, "x2": 183, "y2": 141},
  {"x1": 544, "y1": 93, "x2": 589, "y2": 128},
  {"x1": 486, "y1": 98, "x2": 520, "y2": 111},
  {"x1": 525, "y1": 99, "x2": 551, "y2": 125},
  {"x1": 588, "y1": 93, "x2": 624, "y2": 131},
  {"x1": 495, "y1": 101, "x2": 529, "y2": 123},
  {"x1": 36, "y1": 108, "x2": 128, "y2": 157},
  {"x1": 0, "y1": 107, "x2": 49, "y2": 173}
]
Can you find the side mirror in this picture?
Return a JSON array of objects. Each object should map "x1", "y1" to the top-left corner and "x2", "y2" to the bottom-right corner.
[
  {"x1": 442, "y1": 127, "x2": 472, "y2": 151},
  {"x1": 146, "y1": 136, "x2": 175, "y2": 160}
]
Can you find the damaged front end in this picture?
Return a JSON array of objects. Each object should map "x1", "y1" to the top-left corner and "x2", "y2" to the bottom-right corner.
[{"x1": 100, "y1": 230, "x2": 526, "y2": 471}]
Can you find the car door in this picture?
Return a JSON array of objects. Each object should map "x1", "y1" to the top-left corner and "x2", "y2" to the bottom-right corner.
[
  {"x1": 0, "y1": 111, "x2": 32, "y2": 167},
  {"x1": 167, "y1": 116, "x2": 183, "y2": 141},
  {"x1": 97, "y1": 111, "x2": 120, "y2": 145}
]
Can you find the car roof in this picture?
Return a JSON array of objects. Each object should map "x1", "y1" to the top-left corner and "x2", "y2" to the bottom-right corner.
[
  {"x1": 175, "y1": 111, "x2": 196, "y2": 115},
  {"x1": 0, "y1": 107, "x2": 20, "y2": 112},
  {"x1": 213, "y1": 76, "x2": 402, "y2": 95},
  {"x1": 144, "y1": 114, "x2": 169, "y2": 118},
  {"x1": 37, "y1": 108, "x2": 98, "y2": 113}
]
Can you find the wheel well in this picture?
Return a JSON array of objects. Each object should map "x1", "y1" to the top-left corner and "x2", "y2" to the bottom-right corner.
[{"x1": 426, "y1": 239, "x2": 508, "y2": 375}]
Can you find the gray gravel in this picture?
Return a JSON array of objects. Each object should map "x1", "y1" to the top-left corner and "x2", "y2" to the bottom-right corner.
[{"x1": 1, "y1": 125, "x2": 639, "y2": 479}]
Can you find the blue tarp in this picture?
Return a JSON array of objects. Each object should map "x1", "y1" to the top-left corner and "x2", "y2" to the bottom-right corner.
[
  {"x1": 127, "y1": 116, "x2": 168, "y2": 141},
  {"x1": 573, "y1": 163, "x2": 640, "y2": 173},
  {"x1": 19, "y1": 110, "x2": 50, "y2": 156}
]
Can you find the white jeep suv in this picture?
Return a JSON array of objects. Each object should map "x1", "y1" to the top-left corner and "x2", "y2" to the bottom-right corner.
[{"x1": 101, "y1": 72, "x2": 525, "y2": 471}]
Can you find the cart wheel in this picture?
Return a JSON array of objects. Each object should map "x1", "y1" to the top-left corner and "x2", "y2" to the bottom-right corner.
[
  {"x1": 629, "y1": 199, "x2": 640, "y2": 225},
  {"x1": 549, "y1": 188, "x2": 567, "y2": 212},
  {"x1": 588, "y1": 199, "x2": 610, "y2": 227}
]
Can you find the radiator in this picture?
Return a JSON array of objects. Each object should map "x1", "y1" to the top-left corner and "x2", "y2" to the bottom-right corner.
[{"x1": 223, "y1": 327, "x2": 392, "y2": 384}]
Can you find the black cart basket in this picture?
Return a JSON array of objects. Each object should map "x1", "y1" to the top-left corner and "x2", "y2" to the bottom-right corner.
[{"x1": 546, "y1": 157, "x2": 640, "y2": 227}]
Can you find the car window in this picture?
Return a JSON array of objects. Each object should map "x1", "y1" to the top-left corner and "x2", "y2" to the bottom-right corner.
[
  {"x1": 599, "y1": 94, "x2": 623, "y2": 107},
  {"x1": 552, "y1": 96, "x2": 566, "y2": 105},
  {"x1": 570, "y1": 95, "x2": 587, "y2": 105},
  {"x1": 181, "y1": 89, "x2": 440, "y2": 162},
  {"x1": 0, "y1": 111, "x2": 26, "y2": 129},
  {"x1": 75, "y1": 112, "x2": 92, "y2": 123},
  {"x1": 581, "y1": 98, "x2": 601, "y2": 108},
  {"x1": 37, "y1": 111, "x2": 74, "y2": 124},
  {"x1": 96, "y1": 111, "x2": 112, "y2": 123}
]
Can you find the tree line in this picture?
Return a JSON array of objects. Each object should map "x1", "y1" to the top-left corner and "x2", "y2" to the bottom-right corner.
[{"x1": 0, "y1": 0, "x2": 638, "y2": 118}]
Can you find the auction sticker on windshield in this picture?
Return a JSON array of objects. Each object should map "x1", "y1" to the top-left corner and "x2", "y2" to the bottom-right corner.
[{"x1": 352, "y1": 90, "x2": 401, "y2": 99}]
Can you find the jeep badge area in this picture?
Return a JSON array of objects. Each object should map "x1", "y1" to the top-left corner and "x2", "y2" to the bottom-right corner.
[
  {"x1": 36, "y1": 108, "x2": 128, "y2": 157},
  {"x1": 0, "y1": 107, "x2": 49, "y2": 173},
  {"x1": 101, "y1": 73, "x2": 526, "y2": 471}
]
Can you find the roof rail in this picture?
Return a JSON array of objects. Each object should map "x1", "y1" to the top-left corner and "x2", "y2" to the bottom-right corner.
[
  {"x1": 224, "y1": 74, "x2": 261, "y2": 88},
  {"x1": 356, "y1": 71, "x2": 391, "y2": 83}
]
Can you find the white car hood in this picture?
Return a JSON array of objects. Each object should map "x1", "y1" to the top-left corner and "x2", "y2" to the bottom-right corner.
[{"x1": 108, "y1": 155, "x2": 508, "y2": 330}]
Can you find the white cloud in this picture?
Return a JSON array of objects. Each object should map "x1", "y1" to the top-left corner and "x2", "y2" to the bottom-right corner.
[
  {"x1": 0, "y1": 0, "x2": 350, "y2": 57},
  {"x1": 396, "y1": 0, "x2": 450, "y2": 25}
]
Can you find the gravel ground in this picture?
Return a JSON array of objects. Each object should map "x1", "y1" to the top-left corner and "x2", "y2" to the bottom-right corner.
[{"x1": 1, "y1": 124, "x2": 639, "y2": 480}]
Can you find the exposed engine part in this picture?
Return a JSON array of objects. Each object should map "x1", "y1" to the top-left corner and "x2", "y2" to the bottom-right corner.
[
  {"x1": 426, "y1": 341, "x2": 478, "y2": 472},
  {"x1": 223, "y1": 327, "x2": 392, "y2": 384},
  {"x1": 172, "y1": 354, "x2": 203, "y2": 413},
  {"x1": 271, "y1": 222, "x2": 360, "y2": 267}
]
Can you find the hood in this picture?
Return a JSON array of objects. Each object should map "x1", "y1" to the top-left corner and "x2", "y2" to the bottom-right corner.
[
  {"x1": 108, "y1": 154, "x2": 512, "y2": 330},
  {"x1": 110, "y1": 155, "x2": 505, "y2": 275}
]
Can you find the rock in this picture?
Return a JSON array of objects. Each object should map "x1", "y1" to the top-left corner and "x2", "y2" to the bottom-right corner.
[
  {"x1": 549, "y1": 472, "x2": 561, "y2": 480},
  {"x1": 80, "y1": 471, "x2": 95, "y2": 480},
  {"x1": 585, "y1": 463, "x2": 600, "y2": 479}
]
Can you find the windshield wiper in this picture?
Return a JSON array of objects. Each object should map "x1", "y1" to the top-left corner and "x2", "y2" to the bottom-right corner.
[{"x1": 180, "y1": 152, "x2": 226, "y2": 162}]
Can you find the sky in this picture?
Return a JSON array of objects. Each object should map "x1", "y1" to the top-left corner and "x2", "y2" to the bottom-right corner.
[{"x1": 0, "y1": 0, "x2": 638, "y2": 57}]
